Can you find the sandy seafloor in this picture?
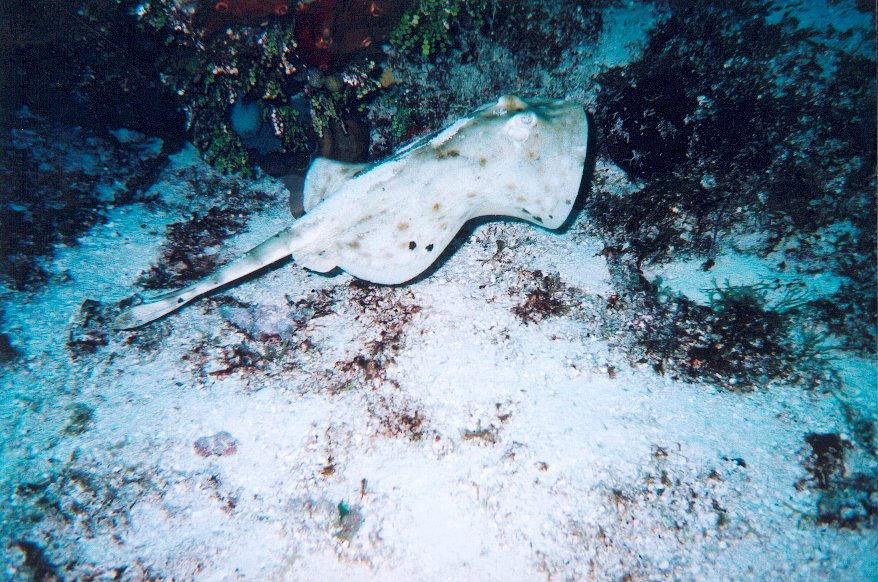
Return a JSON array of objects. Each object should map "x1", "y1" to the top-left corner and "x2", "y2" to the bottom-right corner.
[{"x1": 1, "y1": 0, "x2": 877, "y2": 580}]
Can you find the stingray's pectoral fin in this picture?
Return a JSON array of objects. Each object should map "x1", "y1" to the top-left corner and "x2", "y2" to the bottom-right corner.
[{"x1": 114, "y1": 226, "x2": 298, "y2": 330}]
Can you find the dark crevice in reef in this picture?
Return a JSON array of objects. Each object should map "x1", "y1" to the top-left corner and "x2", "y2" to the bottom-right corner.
[{"x1": 0, "y1": 0, "x2": 185, "y2": 139}]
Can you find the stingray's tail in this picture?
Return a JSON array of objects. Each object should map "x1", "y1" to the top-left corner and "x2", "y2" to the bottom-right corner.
[
  {"x1": 114, "y1": 284, "x2": 204, "y2": 330},
  {"x1": 114, "y1": 227, "x2": 297, "y2": 330}
]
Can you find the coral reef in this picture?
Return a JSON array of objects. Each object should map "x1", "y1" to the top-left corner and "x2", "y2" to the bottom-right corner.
[
  {"x1": 0, "y1": 0, "x2": 185, "y2": 138},
  {"x1": 132, "y1": 0, "x2": 398, "y2": 176},
  {"x1": 198, "y1": 0, "x2": 293, "y2": 37},
  {"x1": 390, "y1": 0, "x2": 487, "y2": 58},
  {"x1": 370, "y1": 0, "x2": 603, "y2": 156},
  {"x1": 488, "y1": 0, "x2": 603, "y2": 75},
  {"x1": 295, "y1": 0, "x2": 409, "y2": 69}
]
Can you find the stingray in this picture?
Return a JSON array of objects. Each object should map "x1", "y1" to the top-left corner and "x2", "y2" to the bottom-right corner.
[{"x1": 115, "y1": 95, "x2": 588, "y2": 329}]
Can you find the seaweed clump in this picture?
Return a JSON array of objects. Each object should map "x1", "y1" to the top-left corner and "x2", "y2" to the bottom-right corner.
[
  {"x1": 8, "y1": 541, "x2": 60, "y2": 582},
  {"x1": 0, "y1": 308, "x2": 20, "y2": 363},
  {"x1": 592, "y1": 1, "x2": 875, "y2": 263},
  {"x1": 139, "y1": 207, "x2": 249, "y2": 290},
  {"x1": 679, "y1": 283, "x2": 794, "y2": 388},
  {"x1": 0, "y1": 332, "x2": 19, "y2": 363},
  {"x1": 589, "y1": 0, "x2": 876, "y2": 361},
  {"x1": 511, "y1": 270, "x2": 576, "y2": 325},
  {"x1": 602, "y1": 71, "x2": 695, "y2": 181},
  {"x1": 607, "y1": 273, "x2": 818, "y2": 391},
  {"x1": 333, "y1": 282, "x2": 422, "y2": 387},
  {"x1": 137, "y1": 176, "x2": 273, "y2": 290},
  {"x1": 488, "y1": 0, "x2": 603, "y2": 72},
  {"x1": 796, "y1": 433, "x2": 877, "y2": 529}
]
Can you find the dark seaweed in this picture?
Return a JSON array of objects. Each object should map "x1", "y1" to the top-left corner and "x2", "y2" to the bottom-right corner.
[
  {"x1": 9, "y1": 540, "x2": 59, "y2": 581},
  {"x1": 801, "y1": 433, "x2": 851, "y2": 490},
  {"x1": 602, "y1": 71, "x2": 695, "y2": 180},
  {"x1": 511, "y1": 270, "x2": 575, "y2": 325},
  {"x1": 0, "y1": 116, "x2": 167, "y2": 290},
  {"x1": 67, "y1": 300, "x2": 111, "y2": 358},
  {"x1": 588, "y1": 0, "x2": 877, "y2": 375},
  {"x1": 137, "y1": 178, "x2": 273, "y2": 290},
  {"x1": 490, "y1": 0, "x2": 603, "y2": 72},
  {"x1": 63, "y1": 403, "x2": 95, "y2": 436},
  {"x1": 797, "y1": 432, "x2": 877, "y2": 529},
  {"x1": 0, "y1": 332, "x2": 19, "y2": 363}
]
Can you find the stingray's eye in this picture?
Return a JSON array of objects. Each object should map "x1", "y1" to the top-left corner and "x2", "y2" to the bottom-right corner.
[
  {"x1": 516, "y1": 112, "x2": 537, "y2": 127},
  {"x1": 505, "y1": 114, "x2": 533, "y2": 142},
  {"x1": 214, "y1": 1, "x2": 230, "y2": 12}
]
